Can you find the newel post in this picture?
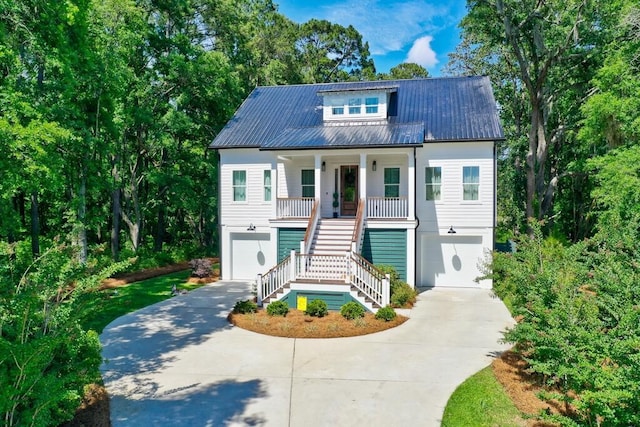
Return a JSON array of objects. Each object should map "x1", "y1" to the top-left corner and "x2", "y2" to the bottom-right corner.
[
  {"x1": 256, "y1": 274, "x2": 263, "y2": 307},
  {"x1": 383, "y1": 273, "x2": 391, "y2": 307},
  {"x1": 290, "y1": 249, "x2": 297, "y2": 279}
]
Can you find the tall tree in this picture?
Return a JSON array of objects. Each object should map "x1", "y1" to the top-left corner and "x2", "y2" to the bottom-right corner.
[{"x1": 451, "y1": 0, "x2": 622, "y2": 235}]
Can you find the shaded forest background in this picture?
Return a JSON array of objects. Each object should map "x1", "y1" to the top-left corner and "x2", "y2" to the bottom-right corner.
[{"x1": 1, "y1": 0, "x2": 640, "y2": 425}]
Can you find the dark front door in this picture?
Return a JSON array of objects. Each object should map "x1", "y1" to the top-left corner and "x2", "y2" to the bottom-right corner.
[{"x1": 340, "y1": 165, "x2": 358, "y2": 216}]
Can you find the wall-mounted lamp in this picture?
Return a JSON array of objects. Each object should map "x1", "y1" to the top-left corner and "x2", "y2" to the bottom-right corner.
[
  {"x1": 372, "y1": 160, "x2": 377, "y2": 171},
  {"x1": 321, "y1": 161, "x2": 326, "y2": 172},
  {"x1": 447, "y1": 226, "x2": 456, "y2": 234},
  {"x1": 247, "y1": 223, "x2": 256, "y2": 231}
]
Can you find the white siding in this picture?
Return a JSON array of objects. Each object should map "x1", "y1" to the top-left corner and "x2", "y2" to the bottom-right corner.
[
  {"x1": 416, "y1": 142, "x2": 494, "y2": 231},
  {"x1": 415, "y1": 141, "x2": 495, "y2": 288},
  {"x1": 220, "y1": 149, "x2": 275, "y2": 227}
]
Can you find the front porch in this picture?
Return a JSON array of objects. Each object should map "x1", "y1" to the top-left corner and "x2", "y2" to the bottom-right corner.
[
  {"x1": 272, "y1": 148, "x2": 415, "y2": 221},
  {"x1": 276, "y1": 196, "x2": 409, "y2": 219}
]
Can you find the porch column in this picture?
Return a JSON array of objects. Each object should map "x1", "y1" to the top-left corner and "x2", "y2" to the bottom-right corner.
[
  {"x1": 359, "y1": 152, "x2": 367, "y2": 203},
  {"x1": 408, "y1": 151, "x2": 415, "y2": 220},
  {"x1": 314, "y1": 154, "x2": 322, "y2": 202},
  {"x1": 272, "y1": 161, "x2": 278, "y2": 219}
]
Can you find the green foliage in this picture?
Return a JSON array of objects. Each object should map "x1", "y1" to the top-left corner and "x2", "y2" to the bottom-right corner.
[
  {"x1": 376, "y1": 264, "x2": 417, "y2": 308},
  {"x1": 374, "y1": 306, "x2": 397, "y2": 322},
  {"x1": 390, "y1": 283, "x2": 417, "y2": 308},
  {"x1": 492, "y1": 220, "x2": 640, "y2": 425},
  {"x1": 266, "y1": 300, "x2": 289, "y2": 317},
  {"x1": 442, "y1": 366, "x2": 523, "y2": 427},
  {"x1": 304, "y1": 299, "x2": 328, "y2": 318},
  {"x1": 340, "y1": 301, "x2": 365, "y2": 320},
  {"x1": 233, "y1": 299, "x2": 257, "y2": 315},
  {"x1": 0, "y1": 243, "x2": 127, "y2": 426}
]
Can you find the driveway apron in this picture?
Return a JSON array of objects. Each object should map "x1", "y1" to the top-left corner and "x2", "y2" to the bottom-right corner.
[{"x1": 100, "y1": 282, "x2": 514, "y2": 426}]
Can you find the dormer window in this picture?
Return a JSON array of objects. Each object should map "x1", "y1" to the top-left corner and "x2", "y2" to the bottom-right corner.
[
  {"x1": 320, "y1": 87, "x2": 394, "y2": 121},
  {"x1": 365, "y1": 97, "x2": 379, "y2": 114},
  {"x1": 348, "y1": 98, "x2": 361, "y2": 114}
]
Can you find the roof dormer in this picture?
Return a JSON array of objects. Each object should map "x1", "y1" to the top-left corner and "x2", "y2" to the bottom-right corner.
[{"x1": 318, "y1": 86, "x2": 397, "y2": 122}]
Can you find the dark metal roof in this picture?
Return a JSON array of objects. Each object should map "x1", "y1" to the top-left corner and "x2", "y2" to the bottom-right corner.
[
  {"x1": 210, "y1": 77, "x2": 504, "y2": 150},
  {"x1": 261, "y1": 122, "x2": 424, "y2": 150}
]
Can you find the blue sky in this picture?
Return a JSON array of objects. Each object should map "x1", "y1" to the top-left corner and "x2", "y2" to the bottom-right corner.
[{"x1": 275, "y1": 0, "x2": 467, "y2": 76}]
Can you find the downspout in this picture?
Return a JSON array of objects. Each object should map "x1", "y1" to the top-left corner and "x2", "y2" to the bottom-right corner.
[{"x1": 413, "y1": 146, "x2": 419, "y2": 288}]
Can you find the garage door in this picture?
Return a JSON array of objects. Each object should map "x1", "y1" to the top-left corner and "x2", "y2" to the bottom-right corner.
[
  {"x1": 419, "y1": 235, "x2": 485, "y2": 287},
  {"x1": 231, "y1": 233, "x2": 271, "y2": 280}
]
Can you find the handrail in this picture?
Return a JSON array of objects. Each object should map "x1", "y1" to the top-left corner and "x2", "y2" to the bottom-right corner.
[
  {"x1": 301, "y1": 198, "x2": 320, "y2": 254},
  {"x1": 257, "y1": 253, "x2": 293, "y2": 305},
  {"x1": 351, "y1": 198, "x2": 366, "y2": 253},
  {"x1": 349, "y1": 252, "x2": 390, "y2": 307}
]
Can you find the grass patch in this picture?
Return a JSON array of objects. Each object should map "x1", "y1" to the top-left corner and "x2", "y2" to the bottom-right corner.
[
  {"x1": 79, "y1": 270, "x2": 204, "y2": 333},
  {"x1": 442, "y1": 366, "x2": 525, "y2": 427}
]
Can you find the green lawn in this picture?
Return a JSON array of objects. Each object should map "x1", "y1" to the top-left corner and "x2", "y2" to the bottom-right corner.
[
  {"x1": 442, "y1": 366, "x2": 525, "y2": 427},
  {"x1": 78, "y1": 269, "x2": 206, "y2": 333}
]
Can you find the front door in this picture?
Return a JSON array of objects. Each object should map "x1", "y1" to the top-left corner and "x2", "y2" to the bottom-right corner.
[{"x1": 340, "y1": 165, "x2": 358, "y2": 216}]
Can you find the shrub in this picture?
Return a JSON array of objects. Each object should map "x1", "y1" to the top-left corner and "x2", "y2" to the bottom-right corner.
[
  {"x1": 266, "y1": 300, "x2": 289, "y2": 317},
  {"x1": 375, "y1": 306, "x2": 397, "y2": 321},
  {"x1": 189, "y1": 258, "x2": 213, "y2": 278},
  {"x1": 340, "y1": 301, "x2": 365, "y2": 319},
  {"x1": 390, "y1": 282, "x2": 417, "y2": 307},
  {"x1": 233, "y1": 299, "x2": 257, "y2": 314},
  {"x1": 305, "y1": 299, "x2": 328, "y2": 317}
]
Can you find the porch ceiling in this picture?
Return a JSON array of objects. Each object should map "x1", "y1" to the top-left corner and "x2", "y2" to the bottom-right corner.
[{"x1": 260, "y1": 122, "x2": 425, "y2": 151}]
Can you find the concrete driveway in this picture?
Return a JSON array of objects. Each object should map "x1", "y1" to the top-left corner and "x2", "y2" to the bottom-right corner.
[{"x1": 100, "y1": 282, "x2": 514, "y2": 426}]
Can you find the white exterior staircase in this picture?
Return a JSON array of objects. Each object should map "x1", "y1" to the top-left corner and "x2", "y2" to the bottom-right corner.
[{"x1": 257, "y1": 217, "x2": 390, "y2": 312}]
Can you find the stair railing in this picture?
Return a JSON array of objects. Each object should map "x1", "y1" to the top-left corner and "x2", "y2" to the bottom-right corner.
[
  {"x1": 301, "y1": 198, "x2": 320, "y2": 255},
  {"x1": 350, "y1": 198, "x2": 366, "y2": 253},
  {"x1": 256, "y1": 251, "x2": 294, "y2": 306},
  {"x1": 348, "y1": 252, "x2": 390, "y2": 307}
]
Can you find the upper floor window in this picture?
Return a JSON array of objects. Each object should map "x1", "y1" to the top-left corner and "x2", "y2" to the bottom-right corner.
[
  {"x1": 365, "y1": 97, "x2": 379, "y2": 114},
  {"x1": 348, "y1": 98, "x2": 361, "y2": 115},
  {"x1": 463, "y1": 166, "x2": 479, "y2": 201},
  {"x1": 384, "y1": 167, "x2": 400, "y2": 197},
  {"x1": 232, "y1": 170, "x2": 246, "y2": 202},
  {"x1": 301, "y1": 169, "x2": 315, "y2": 197},
  {"x1": 263, "y1": 170, "x2": 272, "y2": 201},
  {"x1": 425, "y1": 167, "x2": 441, "y2": 201},
  {"x1": 331, "y1": 99, "x2": 344, "y2": 115}
]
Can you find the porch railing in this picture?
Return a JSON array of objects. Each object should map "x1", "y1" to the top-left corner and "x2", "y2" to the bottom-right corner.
[
  {"x1": 257, "y1": 250, "x2": 390, "y2": 308},
  {"x1": 366, "y1": 197, "x2": 408, "y2": 218},
  {"x1": 277, "y1": 197, "x2": 314, "y2": 218}
]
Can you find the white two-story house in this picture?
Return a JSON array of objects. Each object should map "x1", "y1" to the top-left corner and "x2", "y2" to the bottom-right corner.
[{"x1": 209, "y1": 77, "x2": 503, "y2": 312}]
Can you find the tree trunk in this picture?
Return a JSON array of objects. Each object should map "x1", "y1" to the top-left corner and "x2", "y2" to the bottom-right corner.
[
  {"x1": 30, "y1": 191, "x2": 40, "y2": 257},
  {"x1": 77, "y1": 172, "x2": 88, "y2": 265},
  {"x1": 153, "y1": 200, "x2": 166, "y2": 253},
  {"x1": 111, "y1": 154, "x2": 121, "y2": 261}
]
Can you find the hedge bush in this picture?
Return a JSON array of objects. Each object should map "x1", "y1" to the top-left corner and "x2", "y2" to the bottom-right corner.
[
  {"x1": 233, "y1": 299, "x2": 257, "y2": 314},
  {"x1": 305, "y1": 299, "x2": 328, "y2": 317},
  {"x1": 266, "y1": 300, "x2": 289, "y2": 317},
  {"x1": 375, "y1": 306, "x2": 397, "y2": 321},
  {"x1": 340, "y1": 301, "x2": 365, "y2": 319}
]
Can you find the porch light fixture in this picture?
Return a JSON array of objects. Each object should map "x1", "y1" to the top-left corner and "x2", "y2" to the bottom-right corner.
[
  {"x1": 372, "y1": 160, "x2": 377, "y2": 171},
  {"x1": 447, "y1": 226, "x2": 456, "y2": 234},
  {"x1": 247, "y1": 223, "x2": 256, "y2": 231},
  {"x1": 322, "y1": 161, "x2": 326, "y2": 172}
]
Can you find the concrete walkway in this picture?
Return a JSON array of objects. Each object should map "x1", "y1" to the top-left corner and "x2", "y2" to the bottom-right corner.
[{"x1": 100, "y1": 282, "x2": 514, "y2": 426}]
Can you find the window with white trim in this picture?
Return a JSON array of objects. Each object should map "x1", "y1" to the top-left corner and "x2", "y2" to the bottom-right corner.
[
  {"x1": 365, "y1": 97, "x2": 379, "y2": 114},
  {"x1": 348, "y1": 98, "x2": 361, "y2": 114},
  {"x1": 331, "y1": 99, "x2": 344, "y2": 116},
  {"x1": 301, "y1": 169, "x2": 315, "y2": 197},
  {"x1": 384, "y1": 167, "x2": 400, "y2": 197},
  {"x1": 232, "y1": 170, "x2": 246, "y2": 202},
  {"x1": 263, "y1": 170, "x2": 271, "y2": 201},
  {"x1": 425, "y1": 167, "x2": 441, "y2": 201},
  {"x1": 463, "y1": 166, "x2": 480, "y2": 201}
]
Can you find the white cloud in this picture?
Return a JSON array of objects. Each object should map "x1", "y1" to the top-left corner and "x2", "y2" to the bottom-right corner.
[
  {"x1": 322, "y1": 0, "x2": 457, "y2": 56},
  {"x1": 405, "y1": 35, "x2": 439, "y2": 68}
]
